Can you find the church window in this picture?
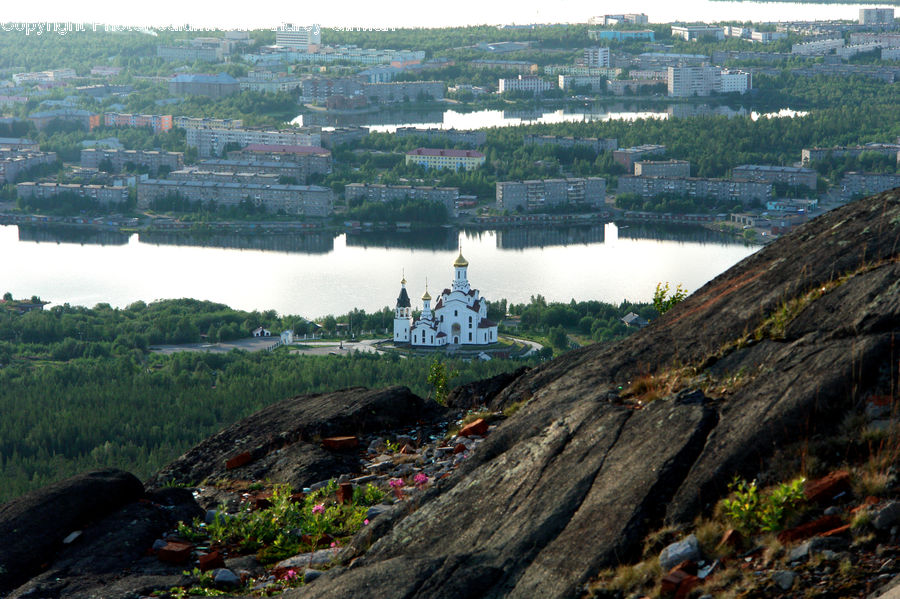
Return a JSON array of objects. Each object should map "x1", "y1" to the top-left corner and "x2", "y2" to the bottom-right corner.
[
  {"x1": 469, "y1": 316, "x2": 472, "y2": 325},
  {"x1": 468, "y1": 332, "x2": 472, "y2": 341},
  {"x1": 454, "y1": 310, "x2": 458, "y2": 316}
]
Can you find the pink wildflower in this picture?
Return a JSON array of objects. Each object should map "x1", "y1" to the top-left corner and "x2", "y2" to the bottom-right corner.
[
  {"x1": 364, "y1": 518, "x2": 369, "y2": 525},
  {"x1": 283, "y1": 569, "x2": 297, "y2": 581},
  {"x1": 388, "y1": 478, "x2": 403, "y2": 489},
  {"x1": 414, "y1": 473, "x2": 429, "y2": 487},
  {"x1": 312, "y1": 503, "x2": 325, "y2": 515}
]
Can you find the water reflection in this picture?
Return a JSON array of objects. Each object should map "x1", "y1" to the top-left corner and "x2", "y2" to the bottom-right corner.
[
  {"x1": 345, "y1": 228, "x2": 458, "y2": 251},
  {"x1": 138, "y1": 231, "x2": 335, "y2": 254},
  {"x1": 614, "y1": 223, "x2": 743, "y2": 244},
  {"x1": 18, "y1": 225, "x2": 130, "y2": 247},
  {"x1": 493, "y1": 225, "x2": 606, "y2": 250}
]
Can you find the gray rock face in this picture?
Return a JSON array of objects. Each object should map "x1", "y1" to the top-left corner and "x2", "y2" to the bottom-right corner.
[
  {"x1": 659, "y1": 534, "x2": 701, "y2": 571},
  {"x1": 0, "y1": 469, "x2": 144, "y2": 593},
  {"x1": 149, "y1": 386, "x2": 447, "y2": 490},
  {"x1": 873, "y1": 501, "x2": 900, "y2": 531},
  {"x1": 773, "y1": 570, "x2": 796, "y2": 590},
  {"x1": 281, "y1": 193, "x2": 900, "y2": 598}
]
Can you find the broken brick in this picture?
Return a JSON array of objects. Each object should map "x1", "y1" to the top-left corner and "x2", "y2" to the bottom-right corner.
[
  {"x1": 225, "y1": 451, "x2": 253, "y2": 470},
  {"x1": 804, "y1": 470, "x2": 851, "y2": 504},
  {"x1": 717, "y1": 529, "x2": 744, "y2": 552},
  {"x1": 669, "y1": 560, "x2": 698, "y2": 576},
  {"x1": 453, "y1": 443, "x2": 467, "y2": 455},
  {"x1": 820, "y1": 524, "x2": 851, "y2": 537},
  {"x1": 459, "y1": 418, "x2": 489, "y2": 437},
  {"x1": 322, "y1": 436, "x2": 359, "y2": 451},
  {"x1": 674, "y1": 575, "x2": 701, "y2": 599},
  {"x1": 337, "y1": 482, "x2": 354, "y2": 504},
  {"x1": 777, "y1": 514, "x2": 844, "y2": 544},
  {"x1": 851, "y1": 496, "x2": 880, "y2": 514},
  {"x1": 197, "y1": 550, "x2": 225, "y2": 571},
  {"x1": 157, "y1": 541, "x2": 192, "y2": 564},
  {"x1": 661, "y1": 569, "x2": 692, "y2": 596}
]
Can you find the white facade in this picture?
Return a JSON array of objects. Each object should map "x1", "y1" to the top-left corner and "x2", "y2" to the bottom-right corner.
[
  {"x1": 583, "y1": 47, "x2": 610, "y2": 68},
  {"x1": 791, "y1": 38, "x2": 844, "y2": 55},
  {"x1": 719, "y1": 70, "x2": 752, "y2": 94},
  {"x1": 394, "y1": 253, "x2": 499, "y2": 347},
  {"x1": 275, "y1": 25, "x2": 321, "y2": 49},
  {"x1": 498, "y1": 76, "x2": 553, "y2": 95}
]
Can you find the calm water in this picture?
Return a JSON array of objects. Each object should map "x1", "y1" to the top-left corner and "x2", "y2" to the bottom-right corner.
[{"x1": 2, "y1": 223, "x2": 759, "y2": 317}]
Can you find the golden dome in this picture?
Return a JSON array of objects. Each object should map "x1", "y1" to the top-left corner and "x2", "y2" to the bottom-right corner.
[
  {"x1": 453, "y1": 251, "x2": 469, "y2": 268},
  {"x1": 422, "y1": 289, "x2": 432, "y2": 301},
  {"x1": 401, "y1": 277, "x2": 407, "y2": 285}
]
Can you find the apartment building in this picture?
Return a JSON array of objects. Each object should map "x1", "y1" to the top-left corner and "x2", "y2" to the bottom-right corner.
[
  {"x1": 860, "y1": 8, "x2": 895, "y2": 25},
  {"x1": 607, "y1": 78, "x2": 666, "y2": 95},
  {"x1": 801, "y1": 143, "x2": 900, "y2": 164},
  {"x1": 345, "y1": 183, "x2": 459, "y2": 215},
  {"x1": 588, "y1": 30, "x2": 655, "y2": 42},
  {"x1": 850, "y1": 33, "x2": 900, "y2": 46},
  {"x1": 613, "y1": 145, "x2": 666, "y2": 171},
  {"x1": 617, "y1": 175, "x2": 772, "y2": 204},
  {"x1": 275, "y1": 24, "x2": 322, "y2": 49},
  {"x1": 496, "y1": 178, "x2": 606, "y2": 211},
  {"x1": 17, "y1": 182, "x2": 129, "y2": 206},
  {"x1": 634, "y1": 160, "x2": 691, "y2": 178},
  {"x1": 174, "y1": 116, "x2": 244, "y2": 130},
  {"x1": 103, "y1": 113, "x2": 173, "y2": 133},
  {"x1": 136, "y1": 179, "x2": 333, "y2": 216},
  {"x1": 168, "y1": 169, "x2": 282, "y2": 186},
  {"x1": 583, "y1": 47, "x2": 611, "y2": 68},
  {"x1": 0, "y1": 150, "x2": 57, "y2": 184},
  {"x1": 394, "y1": 128, "x2": 486, "y2": 147},
  {"x1": 227, "y1": 144, "x2": 332, "y2": 179},
  {"x1": 671, "y1": 25, "x2": 725, "y2": 41},
  {"x1": 732, "y1": 165, "x2": 818, "y2": 190},
  {"x1": 523, "y1": 135, "x2": 618, "y2": 153},
  {"x1": 558, "y1": 75, "x2": 606, "y2": 92},
  {"x1": 791, "y1": 38, "x2": 845, "y2": 55},
  {"x1": 185, "y1": 127, "x2": 322, "y2": 158},
  {"x1": 840, "y1": 171, "x2": 900, "y2": 200},
  {"x1": 405, "y1": 148, "x2": 485, "y2": 171},
  {"x1": 498, "y1": 75, "x2": 553, "y2": 95},
  {"x1": 80, "y1": 148, "x2": 184, "y2": 174},
  {"x1": 168, "y1": 73, "x2": 240, "y2": 99},
  {"x1": 28, "y1": 109, "x2": 99, "y2": 132},
  {"x1": 471, "y1": 59, "x2": 538, "y2": 73}
]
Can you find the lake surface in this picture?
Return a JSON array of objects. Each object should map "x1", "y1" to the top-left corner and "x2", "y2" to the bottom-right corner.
[
  {"x1": 295, "y1": 105, "x2": 809, "y2": 130},
  {"x1": 2, "y1": 223, "x2": 759, "y2": 317}
]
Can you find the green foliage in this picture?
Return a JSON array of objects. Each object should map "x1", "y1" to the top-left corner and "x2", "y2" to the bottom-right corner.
[
  {"x1": 427, "y1": 358, "x2": 457, "y2": 405},
  {"x1": 720, "y1": 477, "x2": 806, "y2": 534},
  {"x1": 652, "y1": 282, "x2": 688, "y2": 316}
]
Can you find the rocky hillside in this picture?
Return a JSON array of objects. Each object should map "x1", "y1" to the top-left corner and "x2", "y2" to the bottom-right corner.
[{"x1": 1, "y1": 191, "x2": 898, "y2": 599}]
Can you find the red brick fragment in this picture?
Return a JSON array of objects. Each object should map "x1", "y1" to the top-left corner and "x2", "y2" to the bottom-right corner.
[
  {"x1": 717, "y1": 528, "x2": 744, "y2": 552},
  {"x1": 322, "y1": 436, "x2": 359, "y2": 451},
  {"x1": 674, "y1": 575, "x2": 701, "y2": 599},
  {"x1": 252, "y1": 493, "x2": 273, "y2": 510},
  {"x1": 197, "y1": 550, "x2": 225, "y2": 571},
  {"x1": 820, "y1": 524, "x2": 851, "y2": 537},
  {"x1": 851, "y1": 496, "x2": 880, "y2": 514},
  {"x1": 777, "y1": 514, "x2": 844, "y2": 544},
  {"x1": 661, "y1": 569, "x2": 692, "y2": 596},
  {"x1": 669, "y1": 560, "x2": 698, "y2": 576},
  {"x1": 158, "y1": 541, "x2": 192, "y2": 564},
  {"x1": 804, "y1": 470, "x2": 851, "y2": 504},
  {"x1": 459, "y1": 418, "x2": 489, "y2": 437},
  {"x1": 453, "y1": 443, "x2": 467, "y2": 455},
  {"x1": 225, "y1": 451, "x2": 253, "y2": 470},
  {"x1": 337, "y1": 482, "x2": 354, "y2": 504},
  {"x1": 290, "y1": 492, "x2": 306, "y2": 503}
]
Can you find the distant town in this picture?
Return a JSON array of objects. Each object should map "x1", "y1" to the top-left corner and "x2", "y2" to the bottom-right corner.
[{"x1": 1, "y1": 10, "x2": 900, "y2": 242}]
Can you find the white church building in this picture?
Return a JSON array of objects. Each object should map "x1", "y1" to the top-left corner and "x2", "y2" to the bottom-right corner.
[{"x1": 393, "y1": 252, "x2": 499, "y2": 347}]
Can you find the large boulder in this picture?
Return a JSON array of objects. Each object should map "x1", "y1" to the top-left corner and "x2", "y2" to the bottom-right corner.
[
  {"x1": 149, "y1": 386, "x2": 446, "y2": 490},
  {"x1": 0, "y1": 469, "x2": 144, "y2": 593}
]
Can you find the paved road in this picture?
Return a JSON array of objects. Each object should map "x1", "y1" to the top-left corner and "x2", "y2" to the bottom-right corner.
[{"x1": 151, "y1": 337, "x2": 282, "y2": 354}]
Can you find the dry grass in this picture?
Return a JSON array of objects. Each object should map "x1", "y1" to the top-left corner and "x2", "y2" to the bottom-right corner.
[
  {"x1": 693, "y1": 517, "x2": 729, "y2": 559},
  {"x1": 620, "y1": 367, "x2": 696, "y2": 405},
  {"x1": 589, "y1": 558, "x2": 661, "y2": 597}
]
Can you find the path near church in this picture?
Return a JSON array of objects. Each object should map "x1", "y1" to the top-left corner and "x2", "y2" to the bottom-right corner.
[{"x1": 151, "y1": 338, "x2": 386, "y2": 356}]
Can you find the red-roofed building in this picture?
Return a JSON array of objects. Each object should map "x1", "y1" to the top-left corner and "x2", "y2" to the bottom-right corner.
[{"x1": 405, "y1": 148, "x2": 486, "y2": 171}]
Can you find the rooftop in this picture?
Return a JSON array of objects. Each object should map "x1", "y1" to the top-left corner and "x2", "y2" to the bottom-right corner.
[{"x1": 407, "y1": 148, "x2": 485, "y2": 158}]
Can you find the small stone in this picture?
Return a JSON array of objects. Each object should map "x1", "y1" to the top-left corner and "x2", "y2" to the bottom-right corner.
[
  {"x1": 367, "y1": 437, "x2": 385, "y2": 453},
  {"x1": 204, "y1": 509, "x2": 219, "y2": 525},
  {"x1": 772, "y1": 570, "x2": 795, "y2": 590},
  {"x1": 62, "y1": 531, "x2": 82, "y2": 544},
  {"x1": 824, "y1": 506, "x2": 841, "y2": 516},
  {"x1": 351, "y1": 474, "x2": 377, "y2": 485},
  {"x1": 788, "y1": 542, "x2": 810, "y2": 562},
  {"x1": 453, "y1": 443, "x2": 467, "y2": 455},
  {"x1": 873, "y1": 501, "x2": 900, "y2": 531},
  {"x1": 152, "y1": 539, "x2": 167, "y2": 551},
  {"x1": 213, "y1": 568, "x2": 241, "y2": 587},
  {"x1": 304, "y1": 569, "x2": 323, "y2": 582},
  {"x1": 659, "y1": 534, "x2": 701, "y2": 572},
  {"x1": 366, "y1": 504, "x2": 392, "y2": 519}
]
